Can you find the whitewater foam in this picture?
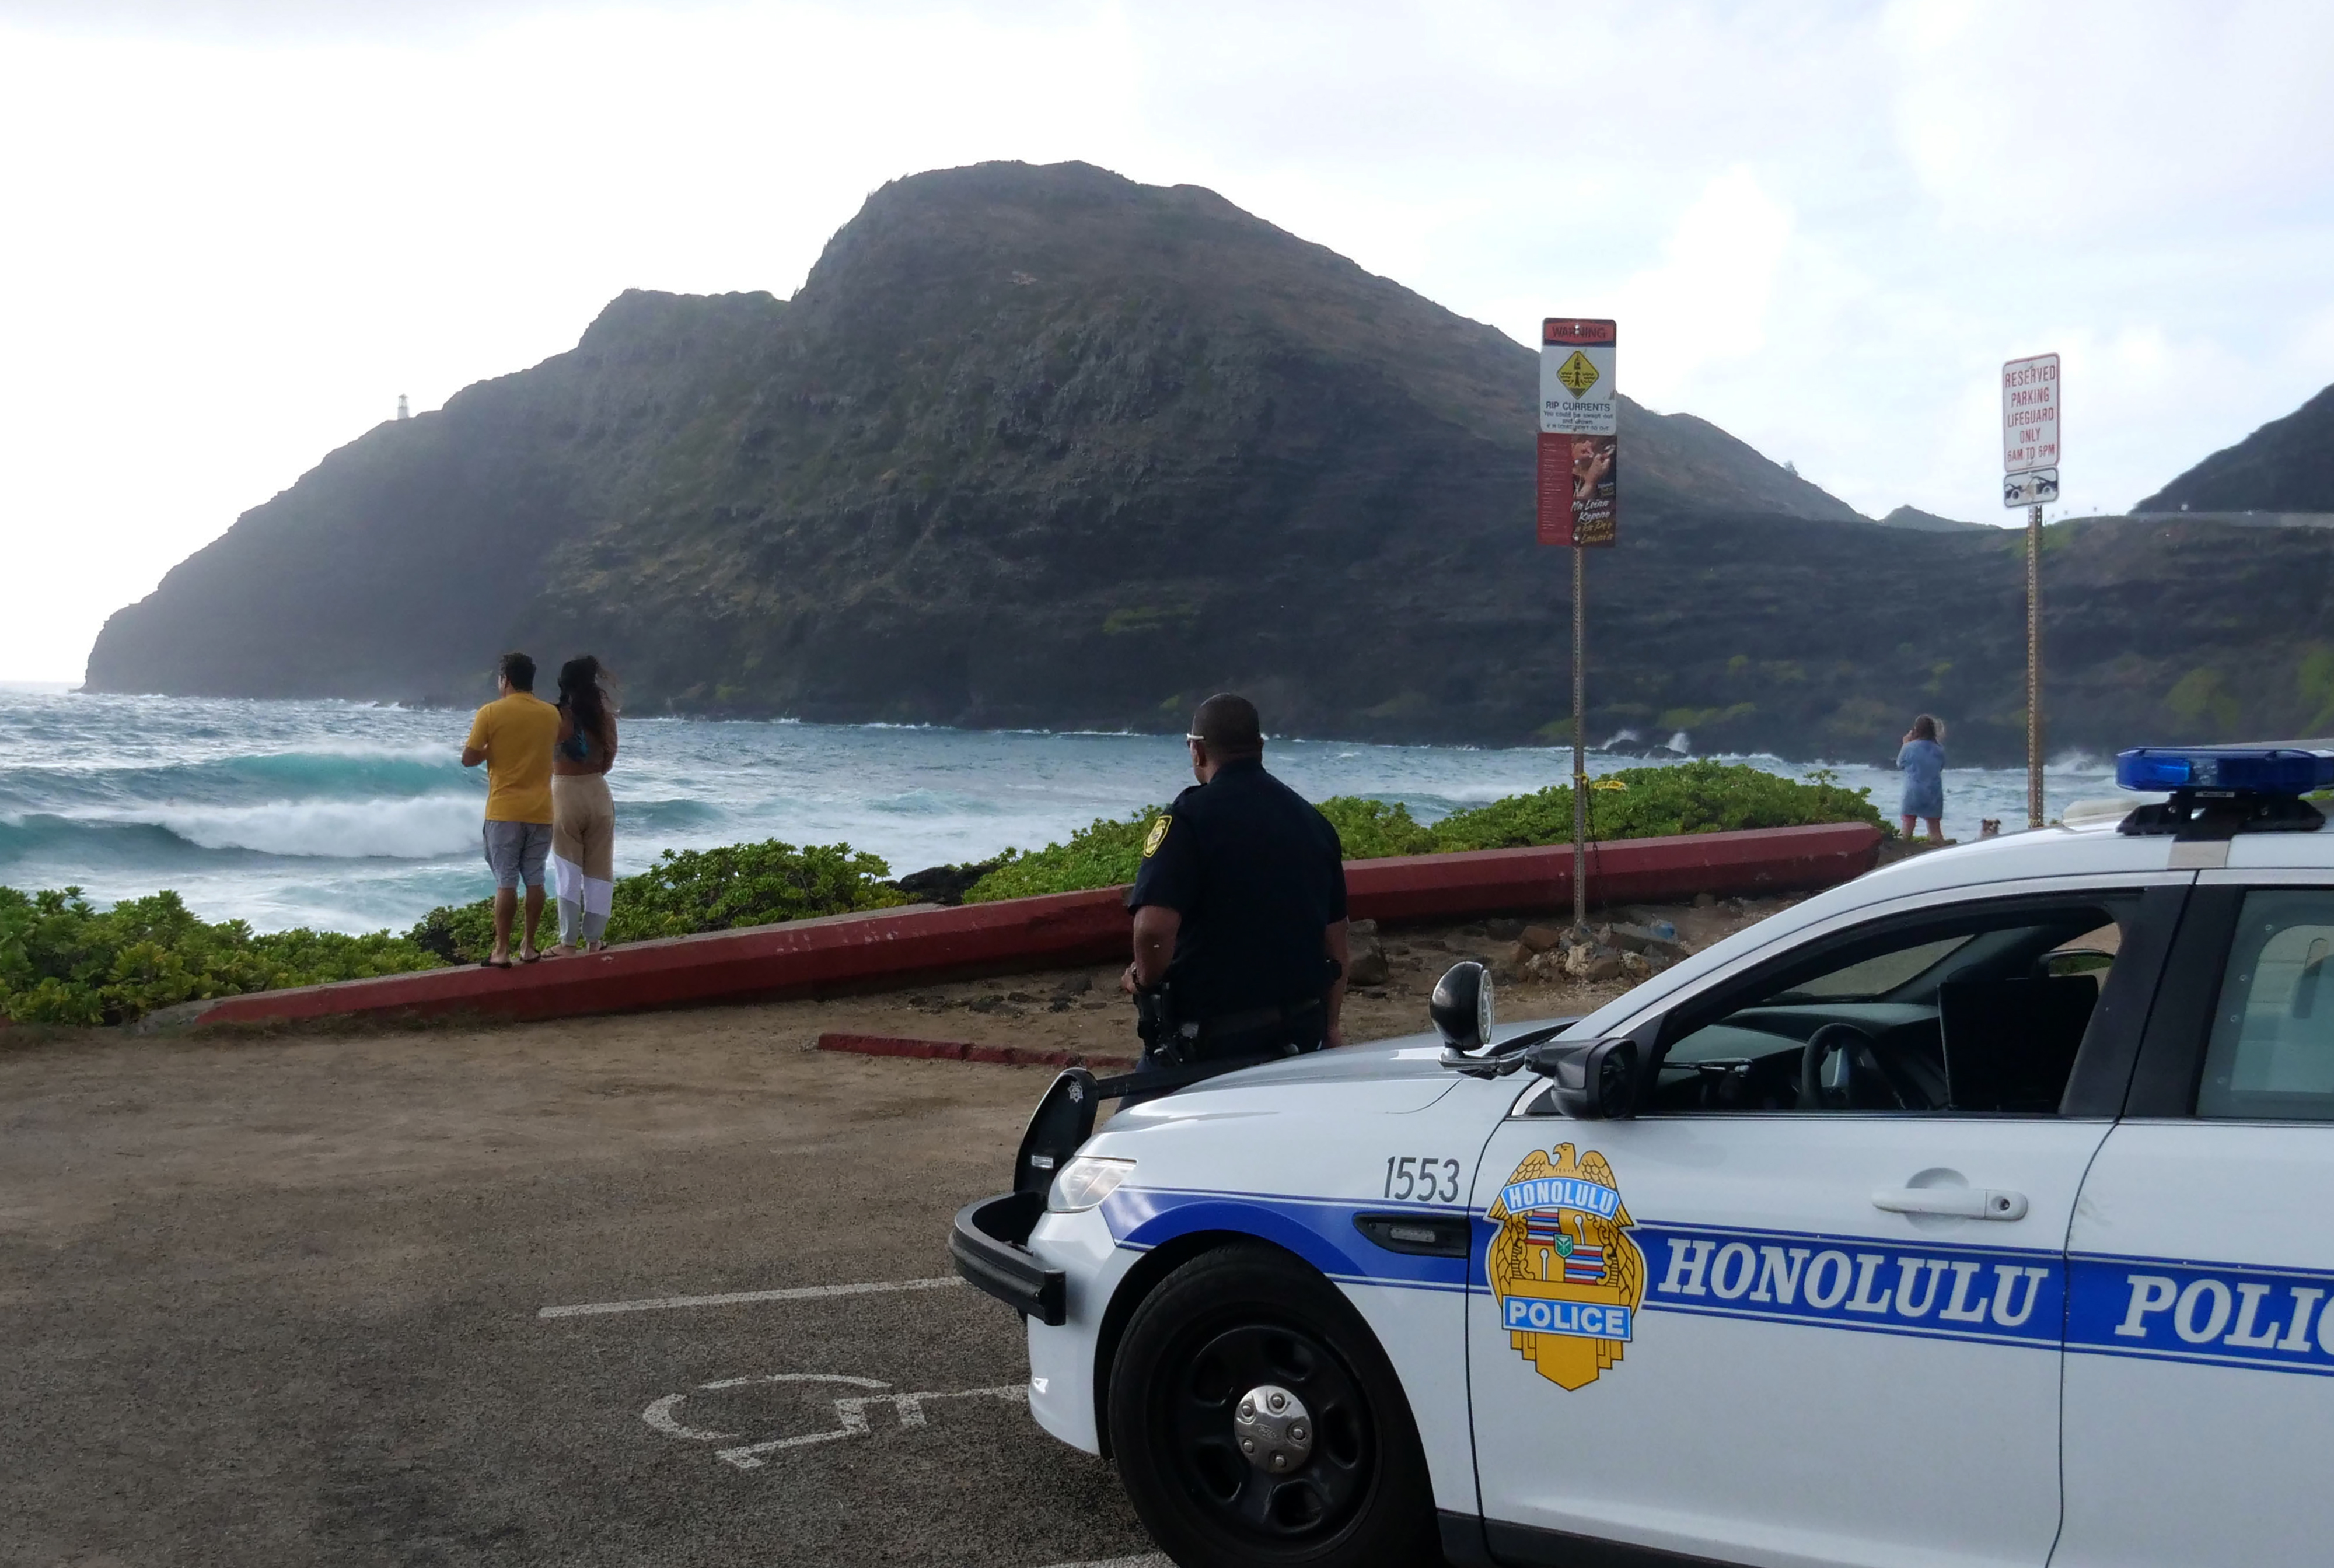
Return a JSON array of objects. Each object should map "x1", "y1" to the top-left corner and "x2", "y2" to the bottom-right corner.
[
  {"x1": 0, "y1": 688, "x2": 2117, "y2": 934},
  {"x1": 91, "y1": 795, "x2": 487, "y2": 859}
]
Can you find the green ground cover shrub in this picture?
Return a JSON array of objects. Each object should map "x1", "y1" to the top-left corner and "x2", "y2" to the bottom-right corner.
[
  {"x1": 603, "y1": 839, "x2": 906, "y2": 942},
  {"x1": 960, "y1": 808, "x2": 1163, "y2": 904},
  {"x1": 8, "y1": 764, "x2": 1882, "y2": 1021},
  {"x1": 1316, "y1": 797, "x2": 1440, "y2": 858},
  {"x1": 963, "y1": 763, "x2": 1884, "y2": 901},
  {"x1": 406, "y1": 838, "x2": 908, "y2": 964},
  {"x1": 1429, "y1": 760, "x2": 1886, "y2": 850},
  {"x1": 0, "y1": 886, "x2": 438, "y2": 1026},
  {"x1": 962, "y1": 797, "x2": 1437, "y2": 904}
]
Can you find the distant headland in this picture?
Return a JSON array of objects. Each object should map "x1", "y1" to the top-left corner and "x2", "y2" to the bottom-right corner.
[{"x1": 82, "y1": 161, "x2": 2334, "y2": 765}]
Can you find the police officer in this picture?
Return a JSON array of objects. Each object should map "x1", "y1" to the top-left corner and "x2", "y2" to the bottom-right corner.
[{"x1": 1120, "y1": 693, "x2": 1350, "y2": 1078}]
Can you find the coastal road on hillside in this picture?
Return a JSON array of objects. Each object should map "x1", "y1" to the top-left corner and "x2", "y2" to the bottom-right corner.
[{"x1": 0, "y1": 1010, "x2": 1163, "y2": 1567}]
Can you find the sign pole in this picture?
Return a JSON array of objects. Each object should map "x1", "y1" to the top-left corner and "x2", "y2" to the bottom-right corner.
[
  {"x1": 1539, "y1": 316, "x2": 1617, "y2": 928},
  {"x1": 1572, "y1": 544, "x2": 1587, "y2": 930},
  {"x1": 2026, "y1": 502, "x2": 2043, "y2": 830},
  {"x1": 2001, "y1": 351, "x2": 2060, "y2": 832}
]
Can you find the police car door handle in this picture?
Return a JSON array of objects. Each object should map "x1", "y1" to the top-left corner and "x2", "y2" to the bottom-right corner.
[{"x1": 1872, "y1": 1186, "x2": 2029, "y2": 1222}]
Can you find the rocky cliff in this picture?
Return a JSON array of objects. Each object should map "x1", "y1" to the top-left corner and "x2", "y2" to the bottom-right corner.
[
  {"x1": 2135, "y1": 380, "x2": 2334, "y2": 514},
  {"x1": 84, "y1": 162, "x2": 2334, "y2": 764}
]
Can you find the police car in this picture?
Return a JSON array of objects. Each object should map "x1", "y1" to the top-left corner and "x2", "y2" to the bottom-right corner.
[{"x1": 951, "y1": 745, "x2": 2334, "y2": 1568}]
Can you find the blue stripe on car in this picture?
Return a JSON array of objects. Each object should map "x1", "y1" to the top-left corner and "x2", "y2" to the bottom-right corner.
[
  {"x1": 1103, "y1": 1186, "x2": 1479, "y2": 1293},
  {"x1": 1098, "y1": 1190, "x2": 2334, "y2": 1375},
  {"x1": 2066, "y1": 1251, "x2": 2334, "y2": 1377}
]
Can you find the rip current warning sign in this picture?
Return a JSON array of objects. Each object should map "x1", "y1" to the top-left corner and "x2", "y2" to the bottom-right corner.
[
  {"x1": 1540, "y1": 319, "x2": 1616, "y2": 436},
  {"x1": 1539, "y1": 319, "x2": 1617, "y2": 547}
]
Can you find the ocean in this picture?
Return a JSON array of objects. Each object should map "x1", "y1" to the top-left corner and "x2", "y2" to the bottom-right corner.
[{"x1": 0, "y1": 687, "x2": 2118, "y2": 936}]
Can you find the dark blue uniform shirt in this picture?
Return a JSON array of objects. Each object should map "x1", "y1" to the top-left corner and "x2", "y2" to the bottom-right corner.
[{"x1": 1126, "y1": 757, "x2": 1348, "y2": 1021}]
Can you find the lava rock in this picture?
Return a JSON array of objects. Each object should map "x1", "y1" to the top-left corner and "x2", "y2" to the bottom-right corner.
[
  {"x1": 1344, "y1": 919, "x2": 1390, "y2": 986},
  {"x1": 1519, "y1": 924, "x2": 1567, "y2": 954}
]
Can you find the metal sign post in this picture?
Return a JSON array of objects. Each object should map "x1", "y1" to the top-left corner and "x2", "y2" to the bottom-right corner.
[
  {"x1": 1572, "y1": 546, "x2": 1586, "y2": 928},
  {"x1": 2003, "y1": 352, "x2": 2060, "y2": 831},
  {"x1": 1540, "y1": 318, "x2": 1618, "y2": 928},
  {"x1": 2025, "y1": 501, "x2": 2043, "y2": 827}
]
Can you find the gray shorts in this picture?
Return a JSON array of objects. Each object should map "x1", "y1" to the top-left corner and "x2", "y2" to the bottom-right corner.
[{"x1": 483, "y1": 820, "x2": 554, "y2": 890}]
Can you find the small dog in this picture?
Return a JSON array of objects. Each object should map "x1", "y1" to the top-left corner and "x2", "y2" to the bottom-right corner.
[{"x1": 1980, "y1": 818, "x2": 2002, "y2": 838}]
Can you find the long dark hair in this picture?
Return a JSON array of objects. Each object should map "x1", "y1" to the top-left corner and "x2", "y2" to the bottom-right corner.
[
  {"x1": 557, "y1": 655, "x2": 617, "y2": 744},
  {"x1": 1909, "y1": 713, "x2": 1942, "y2": 743}
]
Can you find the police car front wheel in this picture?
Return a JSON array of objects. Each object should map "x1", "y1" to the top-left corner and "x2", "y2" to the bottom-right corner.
[{"x1": 1106, "y1": 1244, "x2": 1438, "y2": 1567}]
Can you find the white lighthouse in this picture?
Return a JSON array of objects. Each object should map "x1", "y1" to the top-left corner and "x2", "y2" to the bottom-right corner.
[{"x1": 397, "y1": 394, "x2": 410, "y2": 421}]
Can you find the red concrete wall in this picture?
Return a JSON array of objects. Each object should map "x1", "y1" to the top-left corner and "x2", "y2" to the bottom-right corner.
[{"x1": 180, "y1": 821, "x2": 1879, "y2": 1030}]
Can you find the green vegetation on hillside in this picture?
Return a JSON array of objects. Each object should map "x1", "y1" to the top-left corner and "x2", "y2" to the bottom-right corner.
[{"x1": 4, "y1": 764, "x2": 1881, "y2": 1023}]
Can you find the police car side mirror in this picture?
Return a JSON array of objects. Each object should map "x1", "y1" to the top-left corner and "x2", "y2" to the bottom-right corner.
[
  {"x1": 1430, "y1": 961, "x2": 1495, "y2": 1055},
  {"x1": 1528, "y1": 1037, "x2": 1640, "y2": 1121}
]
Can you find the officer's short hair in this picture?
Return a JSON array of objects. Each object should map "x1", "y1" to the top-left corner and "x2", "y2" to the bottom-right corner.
[{"x1": 1192, "y1": 693, "x2": 1263, "y2": 758}]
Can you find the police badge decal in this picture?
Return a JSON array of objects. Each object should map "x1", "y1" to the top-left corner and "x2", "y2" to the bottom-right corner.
[{"x1": 1486, "y1": 1143, "x2": 1647, "y2": 1391}]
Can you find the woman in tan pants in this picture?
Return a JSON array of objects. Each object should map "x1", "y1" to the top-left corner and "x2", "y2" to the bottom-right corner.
[{"x1": 548, "y1": 656, "x2": 619, "y2": 956}]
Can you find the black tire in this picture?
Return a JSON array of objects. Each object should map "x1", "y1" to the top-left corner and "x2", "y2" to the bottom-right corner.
[{"x1": 1106, "y1": 1244, "x2": 1441, "y2": 1568}]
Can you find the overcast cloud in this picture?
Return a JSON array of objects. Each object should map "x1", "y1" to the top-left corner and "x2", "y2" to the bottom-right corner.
[{"x1": 2, "y1": 0, "x2": 2329, "y2": 680}]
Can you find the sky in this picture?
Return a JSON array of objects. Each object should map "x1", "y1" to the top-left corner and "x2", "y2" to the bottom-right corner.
[{"x1": 2, "y1": 0, "x2": 2330, "y2": 681}]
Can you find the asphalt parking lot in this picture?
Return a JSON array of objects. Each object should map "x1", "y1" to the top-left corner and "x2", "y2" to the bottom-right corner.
[{"x1": 0, "y1": 1012, "x2": 1163, "y2": 1567}]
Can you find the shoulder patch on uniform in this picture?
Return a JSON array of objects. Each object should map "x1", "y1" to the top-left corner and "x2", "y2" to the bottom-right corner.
[{"x1": 1142, "y1": 815, "x2": 1171, "y2": 858}]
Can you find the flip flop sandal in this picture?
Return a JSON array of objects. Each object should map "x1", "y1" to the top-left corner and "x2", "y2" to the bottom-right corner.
[{"x1": 480, "y1": 957, "x2": 514, "y2": 969}]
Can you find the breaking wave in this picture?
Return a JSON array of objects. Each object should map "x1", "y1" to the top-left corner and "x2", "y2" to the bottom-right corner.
[{"x1": 2, "y1": 794, "x2": 485, "y2": 862}]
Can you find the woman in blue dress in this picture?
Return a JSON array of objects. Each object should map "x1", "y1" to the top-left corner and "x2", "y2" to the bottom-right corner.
[{"x1": 1898, "y1": 714, "x2": 1946, "y2": 843}]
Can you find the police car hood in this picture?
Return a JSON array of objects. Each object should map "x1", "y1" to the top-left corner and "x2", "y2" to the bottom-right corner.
[{"x1": 1104, "y1": 1024, "x2": 1563, "y2": 1125}]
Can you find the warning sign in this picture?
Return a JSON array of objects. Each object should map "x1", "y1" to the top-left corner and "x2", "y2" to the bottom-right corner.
[
  {"x1": 1540, "y1": 320, "x2": 1617, "y2": 546},
  {"x1": 1554, "y1": 350, "x2": 1602, "y2": 397},
  {"x1": 1542, "y1": 319, "x2": 1616, "y2": 436}
]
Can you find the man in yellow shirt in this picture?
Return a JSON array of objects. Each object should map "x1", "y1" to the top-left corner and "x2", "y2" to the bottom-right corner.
[{"x1": 462, "y1": 652, "x2": 562, "y2": 967}]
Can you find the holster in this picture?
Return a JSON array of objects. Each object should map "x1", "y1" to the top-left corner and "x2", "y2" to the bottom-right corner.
[{"x1": 1134, "y1": 984, "x2": 1196, "y2": 1068}]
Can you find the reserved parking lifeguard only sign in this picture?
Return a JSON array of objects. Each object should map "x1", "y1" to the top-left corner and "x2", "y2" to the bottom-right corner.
[
  {"x1": 2002, "y1": 352, "x2": 2060, "y2": 475},
  {"x1": 1539, "y1": 318, "x2": 1617, "y2": 547}
]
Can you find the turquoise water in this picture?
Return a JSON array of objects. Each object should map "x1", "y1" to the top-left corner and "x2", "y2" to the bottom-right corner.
[{"x1": 0, "y1": 689, "x2": 2115, "y2": 935}]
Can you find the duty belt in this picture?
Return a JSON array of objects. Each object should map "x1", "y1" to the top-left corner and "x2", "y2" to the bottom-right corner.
[{"x1": 1196, "y1": 995, "x2": 1324, "y2": 1040}]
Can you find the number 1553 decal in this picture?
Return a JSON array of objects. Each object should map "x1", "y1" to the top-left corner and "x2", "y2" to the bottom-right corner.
[{"x1": 1383, "y1": 1154, "x2": 1461, "y2": 1203}]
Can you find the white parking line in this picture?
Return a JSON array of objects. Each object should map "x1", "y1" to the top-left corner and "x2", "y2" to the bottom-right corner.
[
  {"x1": 1035, "y1": 1557, "x2": 1170, "y2": 1568},
  {"x1": 538, "y1": 1275, "x2": 965, "y2": 1319}
]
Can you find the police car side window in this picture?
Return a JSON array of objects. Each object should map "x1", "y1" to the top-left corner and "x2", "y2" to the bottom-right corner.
[
  {"x1": 2197, "y1": 891, "x2": 2334, "y2": 1122},
  {"x1": 1771, "y1": 936, "x2": 1974, "y2": 1000},
  {"x1": 1650, "y1": 898, "x2": 2134, "y2": 1115}
]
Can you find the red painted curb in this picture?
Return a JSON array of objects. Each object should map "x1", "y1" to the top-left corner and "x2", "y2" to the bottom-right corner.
[
  {"x1": 174, "y1": 821, "x2": 1880, "y2": 1031},
  {"x1": 1344, "y1": 821, "x2": 1882, "y2": 922},
  {"x1": 815, "y1": 1032, "x2": 1137, "y2": 1071}
]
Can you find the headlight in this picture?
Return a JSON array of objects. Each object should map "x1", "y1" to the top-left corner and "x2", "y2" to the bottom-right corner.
[{"x1": 1047, "y1": 1156, "x2": 1134, "y2": 1213}]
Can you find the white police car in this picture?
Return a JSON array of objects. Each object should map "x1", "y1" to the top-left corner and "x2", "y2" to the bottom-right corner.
[{"x1": 952, "y1": 746, "x2": 2334, "y2": 1568}]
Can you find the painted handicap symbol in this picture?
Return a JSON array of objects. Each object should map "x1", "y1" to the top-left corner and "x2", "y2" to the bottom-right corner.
[{"x1": 641, "y1": 1372, "x2": 1026, "y2": 1469}]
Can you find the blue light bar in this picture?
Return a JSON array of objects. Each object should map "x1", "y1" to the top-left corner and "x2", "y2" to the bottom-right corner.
[{"x1": 2116, "y1": 747, "x2": 2334, "y2": 794}]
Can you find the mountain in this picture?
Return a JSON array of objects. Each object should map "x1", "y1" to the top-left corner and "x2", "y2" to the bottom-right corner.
[
  {"x1": 83, "y1": 162, "x2": 2334, "y2": 764},
  {"x1": 1874, "y1": 505, "x2": 1986, "y2": 533},
  {"x1": 2134, "y1": 382, "x2": 2334, "y2": 514}
]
